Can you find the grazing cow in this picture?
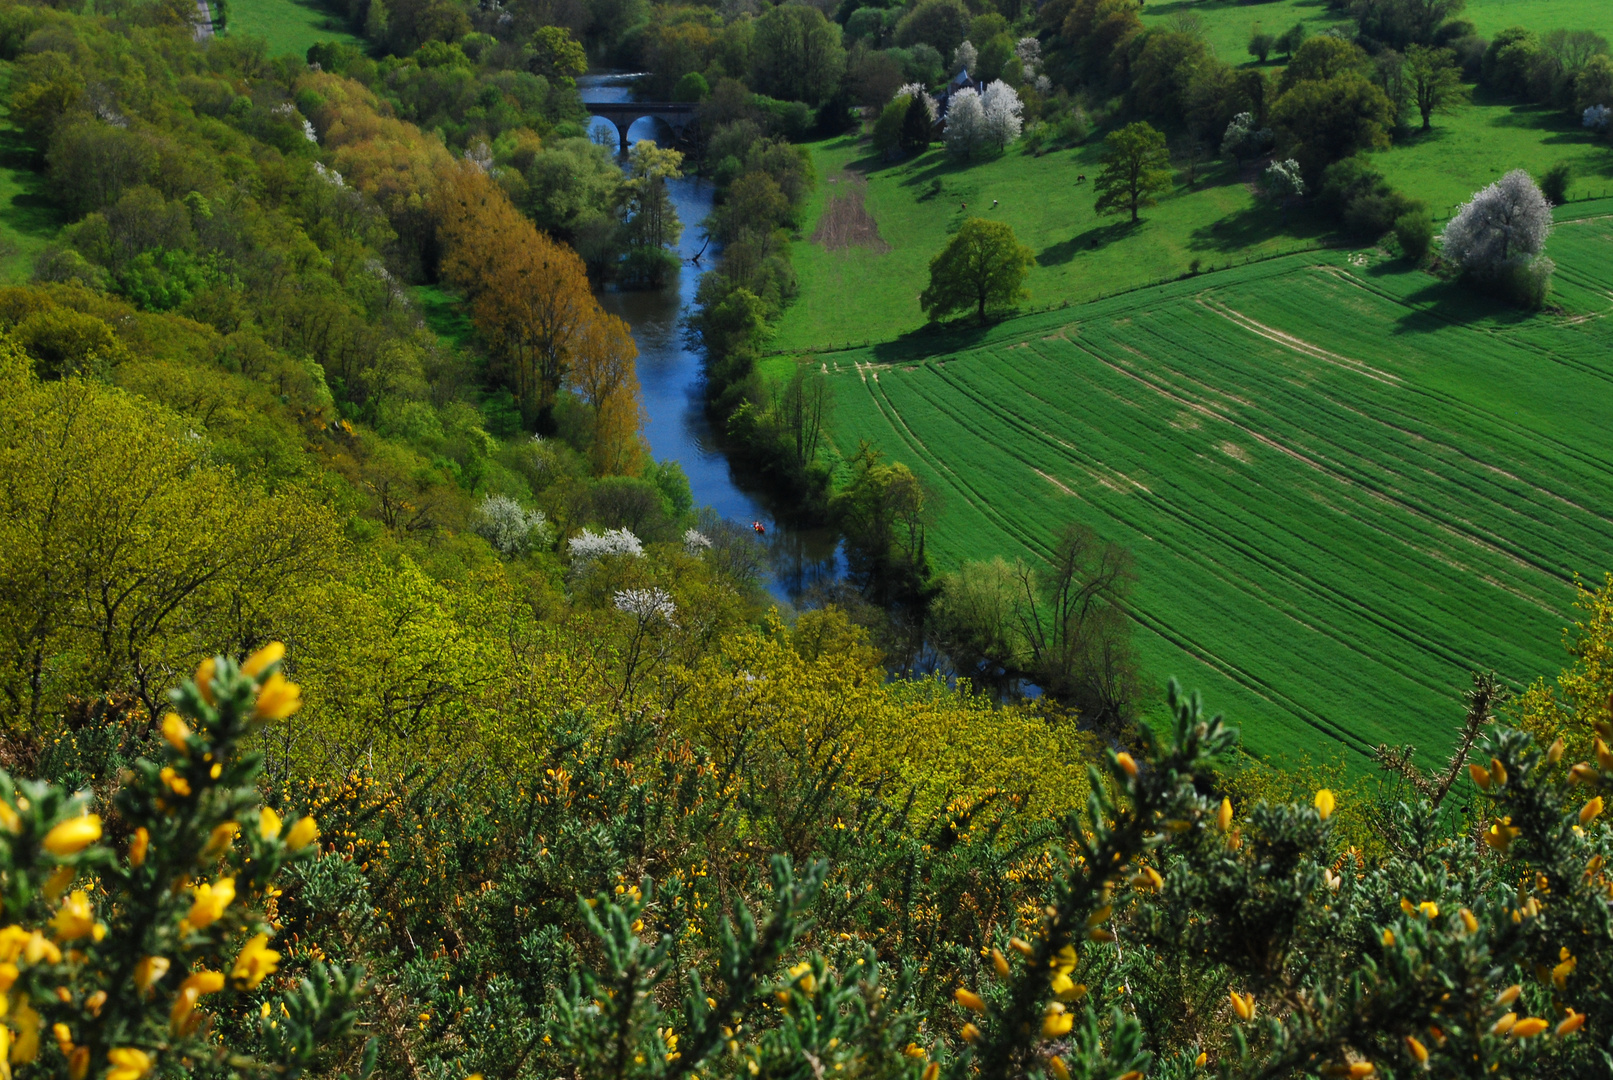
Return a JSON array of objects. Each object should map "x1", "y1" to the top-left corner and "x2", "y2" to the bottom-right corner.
[
  {"x1": 992, "y1": 199, "x2": 998, "y2": 208},
  {"x1": 1077, "y1": 174, "x2": 1086, "y2": 183},
  {"x1": 961, "y1": 202, "x2": 967, "y2": 211}
]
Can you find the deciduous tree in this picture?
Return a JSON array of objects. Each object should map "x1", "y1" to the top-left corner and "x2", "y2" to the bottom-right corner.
[
  {"x1": 1404, "y1": 43, "x2": 1469, "y2": 129},
  {"x1": 918, "y1": 218, "x2": 1033, "y2": 321},
  {"x1": 1093, "y1": 121, "x2": 1173, "y2": 223}
]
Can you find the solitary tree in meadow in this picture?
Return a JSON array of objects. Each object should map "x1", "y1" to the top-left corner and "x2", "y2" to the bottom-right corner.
[
  {"x1": 1093, "y1": 121, "x2": 1173, "y2": 223},
  {"x1": 919, "y1": 218, "x2": 1033, "y2": 321},
  {"x1": 1404, "y1": 44, "x2": 1468, "y2": 130}
]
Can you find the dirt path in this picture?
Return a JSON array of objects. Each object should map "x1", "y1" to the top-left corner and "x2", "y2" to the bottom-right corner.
[
  {"x1": 194, "y1": 0, "x2": 214, "y2": 40},
  {"x1": 811, "y1": 172, "x2": 889, "y2": 253}
]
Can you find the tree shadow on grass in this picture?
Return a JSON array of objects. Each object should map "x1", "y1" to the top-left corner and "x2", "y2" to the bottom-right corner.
[
  {"x1": 1037, "y1": 220, "x2": 1133, "y2": 266},
  {"x1": 1187, "y1": 203, "x2": 1331, "y2": 253},
  {"x1": 0, "y1": 127, "x2": 63, "y2": 243},
  {"x1": 1388, "y1": 274, "x2": 1536, "y2": 334},
  {"x1": 869, "y1": 316, "x2": 997, "y2": 363}
]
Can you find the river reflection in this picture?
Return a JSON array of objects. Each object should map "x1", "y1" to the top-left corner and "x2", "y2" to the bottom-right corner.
[{"x1": 578, "y1": 74, "x2": 844, "y2": 603}]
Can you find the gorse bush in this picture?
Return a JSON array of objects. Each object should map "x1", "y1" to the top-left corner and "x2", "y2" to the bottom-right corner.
[
  {"x1": 0, "y1": 643, "x2": 368, "y2": 1080},
  {"x1": 547, "y1": 684, "x2": 1613, "y2": 1080}
]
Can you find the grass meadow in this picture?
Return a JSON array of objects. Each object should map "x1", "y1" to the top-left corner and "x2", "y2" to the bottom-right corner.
[
  {"x1": 814, "y1": 200, "x2": 1613, "y2": 765},
  {"x1": 1141, "y1": 0, "x2": 1613, "y2": 68},
  {"x1": 225, "y1": 0, "x2": 364, "y2": 57},
  {"x1": 771, "y1": 98, "x2": 1613, "y2": 354}
]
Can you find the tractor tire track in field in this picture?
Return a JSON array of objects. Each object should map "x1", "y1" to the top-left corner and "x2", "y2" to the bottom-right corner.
[
  {"x1": 915, "y1": 356, "x2": 1437, "y2": 751},
  {"x1": 1104, "y1": 311, "x2": 1594, "y2": 589},
  {"x1": 903, "y1": 368, "x2": 1359, "y2": 747},
  {"x1": 954, "y1": 339, "x2": 1550, "y2": 702},
  {"x1": 1122, "y1": 316, "x2": 1594, "y2": 586}
]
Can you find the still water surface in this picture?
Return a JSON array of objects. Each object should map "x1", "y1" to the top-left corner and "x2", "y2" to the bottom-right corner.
[{"x1": 579, "y1": 75, "x2": 843, "y2": 602}]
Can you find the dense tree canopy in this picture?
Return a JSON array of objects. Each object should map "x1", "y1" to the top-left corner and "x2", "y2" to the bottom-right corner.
[{"x1": 918, "y1": 217, "x2": 1034, "y2": 321}]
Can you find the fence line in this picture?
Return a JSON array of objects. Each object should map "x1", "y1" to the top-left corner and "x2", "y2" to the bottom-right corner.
[{"x1": 759, "y1": 240, "x2": 1352, "y2": 358}]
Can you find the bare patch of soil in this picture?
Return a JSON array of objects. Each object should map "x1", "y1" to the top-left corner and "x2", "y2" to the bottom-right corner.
[{"x1": 812, "y1": 172, "x2": 890, "y2": 253}]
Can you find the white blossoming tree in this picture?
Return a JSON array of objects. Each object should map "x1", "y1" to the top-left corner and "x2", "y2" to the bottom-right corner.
[
  {"x1": 953, "y1": 40, "x2": 977, "y2": 77},
  {"x1": 980, "y1": 80, "x2": 1024, "y2": 150},
  {"x1": 944, "y1": 87, "x2": 985, "y2": 158},
  {"x1": 568, "y1": 528, "x2": 645, "y2": 563},
  {"x1": 470, "y1": 495, "x2": 552, "y2": 558},
  {"x1": 1441, "y1": 169, "x2": 1556, "y2": 305}
]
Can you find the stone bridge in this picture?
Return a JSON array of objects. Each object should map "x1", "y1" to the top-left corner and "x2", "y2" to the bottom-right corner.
[{"x1": 585, "y1": 101, "x2": 699, "y2": 153}]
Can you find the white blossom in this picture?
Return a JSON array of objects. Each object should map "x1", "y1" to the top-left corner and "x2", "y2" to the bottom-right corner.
[
  {"x1": 614, "y1": 587, "x2": 677, "y2": 625},
  {"x1": 1034, "y1": 74, "x2": 1052, "y2": 95},
  {"x1": 894, "y1": 82, "x2": 939, "y2": 124},
  {"x1": 1440, "y1": 169, "x2": 1552, "y2": 276},
  {"x1": 312, "y1": 161, "x2": 346, "y2": 188},
  {"x1": 1222, "y1": 112, "x2": 1273, "y2": 160},
  {"x1": 1015, "y1": 37, "x2": 1041, "y2": 74},
  {"x1": 683, "y1": 528, "x2": 712, "y2": 554},
  {"x1": 470, "y1": 495, "x2": 552, "y2": 557},
  {"x1": 953, "y1": 40, "x2": 977, "y2": 76},
  {"x1": 1261, "y1": 158, "x2": 1305, "y2": 201},
  {"x1": 944, "y1": 87, "x2": 985, "y2": 158},
  {"x1": 980, "y1": 80, "x2": 1024, "y2": 149},
  {"x1": 302, "y1": 118, "x2": 319, "y2": 143},
  {"x1": 1584, "y1": 104, "x2": 1610, "y2": 131},
  {"x1": 569, "y1": 527, "x2": 645, "y2": 562}
]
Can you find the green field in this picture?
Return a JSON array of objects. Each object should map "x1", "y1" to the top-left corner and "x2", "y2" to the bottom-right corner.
[
  {"x1": 1142, "y1": 0, "x2": 1613, "y2": 68},
  {"x1": 774, "y1": 136, "x2": 1335, "y2": 355},
  {"x1": 773, "y1": 106, "x2": 1612, "y2": 353},
  {"x1": 817, "y1": 200, "x2": 1613, "y2": 763},
  {"x1": 225, "y1": 0, "x2": 363, "y2": 57}
]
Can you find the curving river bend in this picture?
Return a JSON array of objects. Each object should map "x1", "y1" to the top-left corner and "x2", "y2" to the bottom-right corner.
[{"x1": 580, "y1": 75, "x2": 843, "y2": 602}]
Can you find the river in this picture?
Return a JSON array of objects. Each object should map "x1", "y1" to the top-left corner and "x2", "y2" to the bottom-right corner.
[{"x1": 579, "y1": 74, "x2": 843, "y2": 603}]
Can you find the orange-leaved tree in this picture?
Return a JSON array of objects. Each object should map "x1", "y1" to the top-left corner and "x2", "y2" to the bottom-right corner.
[{"x1": 432, "y1": 161, "x2": 611, "y2": 432}]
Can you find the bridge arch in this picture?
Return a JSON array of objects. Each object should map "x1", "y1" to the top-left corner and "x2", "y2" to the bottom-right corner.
[{"x1": 584, "y1": 102, "x2": 699, "y2": 154}]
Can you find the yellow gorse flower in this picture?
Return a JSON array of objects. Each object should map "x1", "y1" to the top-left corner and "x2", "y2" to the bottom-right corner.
[
  {"x1": 1216, "y1": 798, "x2": 1233, "y2": 832},
  {"x1": 231, "y1": 933, "x2": 281, "y2": 990},
  {"x1": 129, "y1": 827, "x2": 149, "y2": 868},
  {"x1": 1509, "y1": 1017, "x2": 1549, "y2": 1038},
  {"x1": 170, "y1": 970, "x2": 225, "y2": 1036},
  {"x1": 162, "y1": 713, "x2": 191, "y2": 755},
  {"x1": 1404, "y1": 1036, "x2": 1427, "y2": 1063},
  {"x1": 49, "y1": 891, "x2": 99, "y2": 942},
  {"x1": 185, "y1": 877, "x2": 236, "y2": 931},
  {"x1": 134, "y1": 955, "x2": 170, "y2": 993},
  {"x1": 954, "y1": 987, "x2": 985, "y2": 1013},
  {"x1": 259, "y1": 807, "x2": 282, "y2": 840},
  {"x1": 194, "y1": 657, "x2": 217, "y2": 705},
  {"x1": 242, "y1": 642, "x2": 286, "y2": 678},
  {"x1": 1314, "y1": 790, "x2": 1335, "y2": 821},
  {"x1": 203, "y1": 823, "x2": 239, "y2": 859},
  {"x1": 12, "y1": 994, "x2": 40, "y2": 1064},
  {"x1": 107, "y1": 1046, "x2": 154, "y2": 1080},
  {"x1": 1580, "y1": 797, "x2": 1604, "y2": 826},
  {"x1": 286, "y1": 816, "x2": 319, "y2": 852},
  {"x1": 42, "y1": 815, "x2": 101, "y2": 857},
  {"x1": 1229, "y1": 991, "x2": 1255, "y2": 1022},
  {"x1": 254, "y1": 673, "x2": 301, "y2": 721}
]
